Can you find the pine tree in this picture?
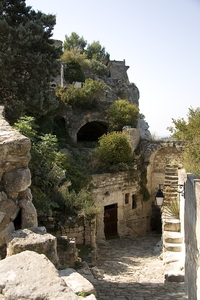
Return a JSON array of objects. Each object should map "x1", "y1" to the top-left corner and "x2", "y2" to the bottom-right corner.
[{"x1": 0, "y1": 0, "x2": 62, "y2": 123}]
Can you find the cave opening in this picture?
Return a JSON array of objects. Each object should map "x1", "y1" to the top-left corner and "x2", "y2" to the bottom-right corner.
[
  {"x1": 77, "y1": 121, "x2": 108, "y2": 142},
  {"x1": 14, "y1": 209, "x2": 22, "y2": 230}
]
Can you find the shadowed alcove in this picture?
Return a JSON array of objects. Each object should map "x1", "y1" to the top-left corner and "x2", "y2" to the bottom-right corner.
[{"x1": 77, "y1": 121, "x2": 108, "y2": 142}]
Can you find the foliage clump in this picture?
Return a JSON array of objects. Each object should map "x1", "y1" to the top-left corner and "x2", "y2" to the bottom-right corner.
[
  {"x1": 64, "y1": 32, "x2": 87, "y2": 52},
  {"x1": 14, "y1": 116, "x2": 97, "y2": 217},
  {"x1": 61, "y1": 32, "x2": 110, "y2": 82},
  {"x1": 89, "y1": 59, "x2": 109, "y2": 77},
  {"x1": 94, "y1": 132, "x2": 133, "y2": 170},
  {"x1": 56, "y1": 78, "x2": 105, "y2": 109},
  {"x1": 64, "y1": 60, "x2": 85, "y2": 83},
  {"x1": 168, "y1": 107, "x2": 200, "y2": 177},
  {"x1": 86, "y1": 41, "x2": 110, "y2": 63},
  {"x1": 108, "y1": 99, "x2": 139, "y2": 131},
  {"x1": 0, "y1": 0, "x2": 62, "y2": 124}
]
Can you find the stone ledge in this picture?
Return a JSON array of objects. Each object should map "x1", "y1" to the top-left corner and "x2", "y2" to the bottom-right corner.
[
  {"x1": 163, "y1": 231, "x2": 183, "y2": 244},
  {"x1": 164, "y1": 243, "x2": 182, "y2": 252},
  {"x1": 165, "y1": 269, "x2": 185, "y2": 282},
  {"x1": 163, "y1": 219, "x2": 181, "y2": 232}
]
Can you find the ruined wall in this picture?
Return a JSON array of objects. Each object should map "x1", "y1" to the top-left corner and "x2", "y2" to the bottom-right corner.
[
  {"x1": 184, "y1": 174, "x2": 200, "y2": 300},
  {"x1": 40, "y1": 215, "x2": 96, "y2": 248},
  {"x1": 91, "y1": 172, "x2": 152, "y2": 239},
  {"x1": 0, "y1": 106, "x2": 37, "y2": 255},
  {"x1": 108, "y1": 60, "x2": 129, "y2": 83}
]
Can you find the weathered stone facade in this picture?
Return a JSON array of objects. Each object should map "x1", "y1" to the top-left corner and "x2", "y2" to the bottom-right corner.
[{"x1": 91, "y1": 172, "x2": 152, "y2": 239}]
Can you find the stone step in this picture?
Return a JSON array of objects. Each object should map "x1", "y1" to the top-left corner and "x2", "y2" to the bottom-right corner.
[
  {"x1": 164, "y1": 243, "x2": 182, "y2": 252},
  {"x1": 163, "y1": 251, "x2": 183, "y2": 265},
  {"x1": 163, "y1": 231, "x2": 183, "y2": 244},
  {"x1": 164, "y1": 262, "x2": 185, "y2": 282},
  {"x1": 164, "y1": 269, "x2": 185, "y2": 283},
  {"x1": 163, "y1": 219, "x2": 180, "y2": 232}
]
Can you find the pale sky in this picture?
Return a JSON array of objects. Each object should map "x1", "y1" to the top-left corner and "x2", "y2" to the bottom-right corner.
[{"x1": 26, "y1": 0, "x2": 200, "y2": 137}]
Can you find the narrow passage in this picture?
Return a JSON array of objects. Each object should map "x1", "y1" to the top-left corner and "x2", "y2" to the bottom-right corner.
[{"x1": 92, "y1": 234, "x2": 187, "y2": 300}]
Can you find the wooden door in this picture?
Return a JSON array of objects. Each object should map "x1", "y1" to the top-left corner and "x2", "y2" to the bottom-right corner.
[{"x1": 104, "y1": 203, "x2": 118, "y2": 238}]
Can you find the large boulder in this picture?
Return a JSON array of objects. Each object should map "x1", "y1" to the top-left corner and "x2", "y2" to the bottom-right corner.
[
  {"x1": 6, "y1": 227, "x2": 59, "y2": 266},
  {"x1": 0, "y1": 250, "x2": 82, "y2": 300},
  {"x1": 3, "y1": 168, "x2": 31, "y2": 195}
]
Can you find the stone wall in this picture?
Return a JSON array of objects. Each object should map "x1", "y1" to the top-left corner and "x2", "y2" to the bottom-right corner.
[
  {"x1": 184, "y1": 174, "x2": 200, "y2": 300},
  {"x1": 0, "y1": 106, "x2": 37, "y2": 257},
  {"x1": 39, "y1": 215, "x2": 96, "y2": 248}
]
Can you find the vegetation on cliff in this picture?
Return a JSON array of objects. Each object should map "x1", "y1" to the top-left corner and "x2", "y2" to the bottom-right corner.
[
  {"x1": 92, "y1": 131, "x2": 133, "y2": 172},
  {"x1": 56, "y1": 78, "x2": 105, "y2": 109},
  {"x1": 14, "y1": 116, "x2": 96, "y2": 217},
  {"x1": 168, "y1": 107, "x2": 200, "y2": 177},
  {"x1": 108, "y1": 99, "x2": 139, "y2": 131},
  {"x1": 1, "y1": 1, "x2": 145, "y2": 216}
]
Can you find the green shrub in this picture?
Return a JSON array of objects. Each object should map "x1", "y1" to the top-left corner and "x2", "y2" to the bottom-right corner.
[
  {"x1": 56, "y1": 78, "x2": 105, "y2": 109},
  {"x1": 89, "y1": 59, "x2": 109, "y2": 76},
  {"x1": 108, "y1": 99, "x2": 139, "y2": 131},
  {"x1": 94, "y1": 132, "x2": 132, "y2": 168},
  {"x1": 64, "y1": 60, "x2": 85, "y2": 83}
]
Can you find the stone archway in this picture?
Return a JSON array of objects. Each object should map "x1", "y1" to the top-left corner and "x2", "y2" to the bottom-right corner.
[
  {"x1": 77, "y1": 121, "x2": 108, "y2": 142},
  {"x1": 146, "y1": 145, "x2": 182, "y2": 232}
]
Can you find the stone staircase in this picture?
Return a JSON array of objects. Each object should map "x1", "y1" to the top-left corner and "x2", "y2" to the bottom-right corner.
[{"x1": 163, "y1": 218, "x2": 185, "y2": 282}]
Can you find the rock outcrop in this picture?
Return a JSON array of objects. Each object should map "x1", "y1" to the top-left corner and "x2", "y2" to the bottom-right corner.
[
  {"x1": 6, "y1": 227, "x2": 59, "y2": 267},
  {"x1": 0, "y1": 250, "x2": 96, "y2": 299},
  {"x1": 0, "y1": 106, "x2": 37, "y2": 257}
]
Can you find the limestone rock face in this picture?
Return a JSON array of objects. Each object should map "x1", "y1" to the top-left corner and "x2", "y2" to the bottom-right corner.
[
  {"x1": 122, "y1": 127, "x2": 140, "y2": 152},
  {"x1": 6, "y1": 227, "x2": 59, "y2": 267},
  {"x1": 18, "y1": 189, "x2": 38, "y2": 228},
  {"x1": 0, "y1": 106, "x2": 37, "y2": 252},
  {"x1": 0, "y1": 250, "x2": 82, "y2": 300},
  {"x1": 3, "y1": 167, "x2": 31, "y2": 195},
  {"x1": 138, "y1": 118, "x2": 151, "y2": 140}
]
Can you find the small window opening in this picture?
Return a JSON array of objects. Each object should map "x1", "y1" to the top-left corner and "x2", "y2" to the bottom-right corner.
[
  {"x1": 125, "y1": 193, "x2": 129, "y2": 205},
  {"x1": 132, "y1": 195, "x2": 137, "y2": 209}
]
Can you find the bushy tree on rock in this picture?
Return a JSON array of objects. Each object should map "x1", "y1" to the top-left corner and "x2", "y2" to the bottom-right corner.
[
  {"x1": 168, "y1": 107, "x2": 200, "y2": 177},
  {"x1": 0, "y1": 0, "x2": 62, "y2": 124}
]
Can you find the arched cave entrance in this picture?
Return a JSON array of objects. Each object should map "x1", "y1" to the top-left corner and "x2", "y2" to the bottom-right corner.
[{"x1": 77, "y1": 121, "x2": 108, "y2": 142}]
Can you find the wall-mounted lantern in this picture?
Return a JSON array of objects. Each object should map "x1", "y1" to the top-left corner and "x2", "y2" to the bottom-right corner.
[{"x1": 155, "y1": 183, "x2": 185, "y2": 207}]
